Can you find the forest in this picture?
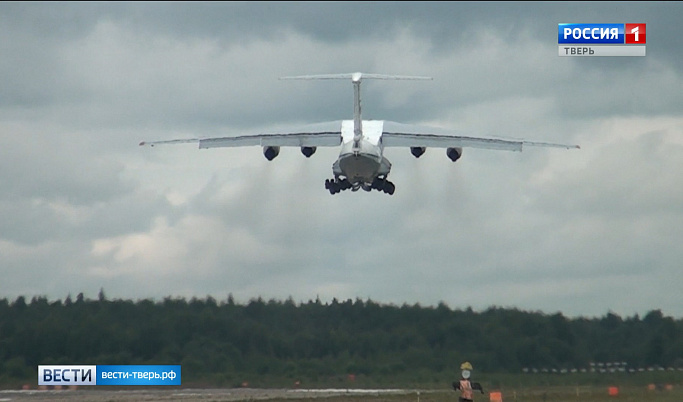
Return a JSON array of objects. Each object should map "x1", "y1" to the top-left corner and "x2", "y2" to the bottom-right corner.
[{"x1": 1, "y1": 291, "x2": 682, "y2": 388}]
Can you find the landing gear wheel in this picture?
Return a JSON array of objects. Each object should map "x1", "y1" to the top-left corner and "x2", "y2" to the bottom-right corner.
[
  {"x1": 383, "y1": 181, "x2": 395, "y2": 195},
  {"x1": 372, "y1": 177, "x2": 395, "y2": 195},
  {"x1": 325, "y1": 178, "x2": 348, "y2": 195}
]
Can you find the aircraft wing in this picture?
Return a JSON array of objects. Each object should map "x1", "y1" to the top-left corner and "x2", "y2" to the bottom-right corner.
[
  {"x1": 381, "y1": 121, "x2": 579, "y2": 151},
  {"x1": 139, "y1": 120, "x2": 344, "y2": 148}
]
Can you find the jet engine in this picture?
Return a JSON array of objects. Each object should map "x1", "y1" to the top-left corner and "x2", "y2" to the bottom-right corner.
[
  {"x1": 446, "y1": 147, "x2": 462, "y2": 162},
  {"x1": 410, "y1": 147, "x2": 426, "y2": 158},
  {"x1": 301, "y1": 146, "x2": 317, "y2": 158},
  {"x1": 263, "y1": 146, "x2": 280, "y2": 161}
]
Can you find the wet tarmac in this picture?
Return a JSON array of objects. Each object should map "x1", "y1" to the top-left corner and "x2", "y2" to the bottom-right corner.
[{"x1": 0, "y1": 388, "x2": 419, "y2": 402}]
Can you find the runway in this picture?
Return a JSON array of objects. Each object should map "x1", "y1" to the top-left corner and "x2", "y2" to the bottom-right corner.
[{"x1": 0, "y1": 388, "x2": 420, "y2": 402}]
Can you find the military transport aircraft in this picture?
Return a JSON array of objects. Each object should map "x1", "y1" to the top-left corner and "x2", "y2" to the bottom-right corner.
[{"x1": 140, "y1": 72, "x2": 579, "y2": 195}]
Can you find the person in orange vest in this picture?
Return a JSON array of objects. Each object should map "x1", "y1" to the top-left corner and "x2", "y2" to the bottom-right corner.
[{"x1": 452, "y1": 362, "x2": 484, "y2": 402}]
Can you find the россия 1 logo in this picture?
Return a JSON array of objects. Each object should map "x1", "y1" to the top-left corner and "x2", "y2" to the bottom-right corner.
[
  {"x1": 624, "y1": 23, "x2": 647, "y2": 44},
  {"x1": 558, "y1": 23, "x2": 646, "y2": 57}
]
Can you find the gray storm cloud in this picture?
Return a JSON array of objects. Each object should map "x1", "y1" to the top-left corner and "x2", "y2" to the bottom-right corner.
[{"x1": 1, "y1": 2, "x2": 681, "y2": 318}]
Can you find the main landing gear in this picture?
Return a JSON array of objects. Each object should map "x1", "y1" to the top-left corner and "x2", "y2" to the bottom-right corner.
[
  {"x1": 371, "y1": 177, "x2": 395, "y2": 195},
  {"x1": 325, "y1": 178, "x2": 352, "y2": 194},
  {"x1": 324, "y1": 177, "x2": 395, "y2": 195}
]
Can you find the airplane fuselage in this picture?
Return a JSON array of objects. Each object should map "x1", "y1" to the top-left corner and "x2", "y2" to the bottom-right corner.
[
  {"x1": 325, "y1": 73, "x2": 397, "y2": 194},
  {"x1": 330, "y1": 120, "x2": 392, "y2": 192}
]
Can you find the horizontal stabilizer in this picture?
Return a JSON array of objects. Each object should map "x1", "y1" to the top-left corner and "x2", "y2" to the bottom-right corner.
[{"x1": 280, "y1": 72, "x2": 432, "y2": 82}]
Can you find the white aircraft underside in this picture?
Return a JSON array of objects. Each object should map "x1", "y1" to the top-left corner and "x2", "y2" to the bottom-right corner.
[{"x1": 140, "y1": 72, "x2": 579, "y2": 195}]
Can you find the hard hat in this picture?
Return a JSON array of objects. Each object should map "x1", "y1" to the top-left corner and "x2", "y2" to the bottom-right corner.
[{"x1": 460, "y1": 361, "x2": 473, "y2": 370}]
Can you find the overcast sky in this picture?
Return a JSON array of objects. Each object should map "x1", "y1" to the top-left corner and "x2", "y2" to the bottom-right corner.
[{"x1": 1, "y1": 2, "x2": 682, "y2": 318}]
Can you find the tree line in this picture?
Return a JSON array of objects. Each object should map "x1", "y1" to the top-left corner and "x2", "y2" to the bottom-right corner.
[{"x1": 0, "y1": 292, "x2": 681, "y2": 387}]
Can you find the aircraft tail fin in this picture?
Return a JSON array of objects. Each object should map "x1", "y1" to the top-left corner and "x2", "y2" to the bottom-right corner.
[{"x1": 280, "y1": 73, "x2": 432, "y2": 150}]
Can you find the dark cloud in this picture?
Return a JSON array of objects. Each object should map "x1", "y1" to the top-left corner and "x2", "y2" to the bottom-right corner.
[{"x1": 0, "y1": 2, "x2": 681, "y2": 318}]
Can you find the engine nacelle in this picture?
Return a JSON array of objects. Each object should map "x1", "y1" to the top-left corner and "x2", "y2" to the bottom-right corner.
[
  {"x1": 410, "y1": 147, "x2": 426, "y2": 158},
  {"x1": 301, "y1": 146, "x2": 317, "y2": 158},
  {"x1": 446, "y1": 147, "x2": 462, "y2": 162},
  {"x1": 263, "y1": 146, "x2": 280, "y2": 161}
]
